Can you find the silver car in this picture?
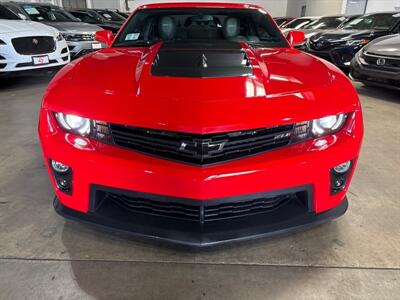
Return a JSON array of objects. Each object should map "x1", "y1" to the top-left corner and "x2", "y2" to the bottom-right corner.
[{"x1": 3, "y1": 2, "x2": 103, "y2": 58}]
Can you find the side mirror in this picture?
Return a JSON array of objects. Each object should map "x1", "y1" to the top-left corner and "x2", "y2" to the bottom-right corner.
[
  {"x1": 286, "y1": 30, "x2": 305, "y2": 47},
  {"x1": 95, "y1": 30, "x2": 114, "y2": 47}
]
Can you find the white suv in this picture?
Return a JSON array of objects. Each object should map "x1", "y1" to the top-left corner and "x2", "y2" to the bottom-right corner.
[{"x1": 0, "y1": 19, "x2": 70, "y2": 74}]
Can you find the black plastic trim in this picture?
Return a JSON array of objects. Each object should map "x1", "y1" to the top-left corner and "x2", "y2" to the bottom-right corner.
[{"x1": 53, "y1": 185, "x2": 348, "y2": 247}]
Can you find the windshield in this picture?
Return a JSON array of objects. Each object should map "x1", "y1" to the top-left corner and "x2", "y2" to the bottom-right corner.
[
  {"x1": 282, "y1": 18, "x2": 314, "y2": 29},
  {"x1": 22, "y1": 5, "x2": 78, "y2": 22},
  {"x1": 342, "y1": 13, "x2": 399, "y2": 30},
  {"x1": 304, "y1": 16, "x2": 346, "y2": 29},
  {"x1": 95, "y1": 10, "x2": 125, "y2": 22},
  {"x1": 0, "y1": 5, "x2": 20, "y2": 20},
  {"x1": 70, "y1": 11, "x2": 98, "y2": 23},
  {"x1": 114, "y1": 8, "x2": 287, "y2": 48}
]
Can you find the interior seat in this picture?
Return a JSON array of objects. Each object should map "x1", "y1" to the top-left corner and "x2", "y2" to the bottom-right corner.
[{"x1": 158, "y1": 16, "x2": 176, "y2": 40}]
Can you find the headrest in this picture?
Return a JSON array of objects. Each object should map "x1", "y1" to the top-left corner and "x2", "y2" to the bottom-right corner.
[
  {"x1": 223, "y1": 17, "x2": 240, "y2": 38},
  {"x1": 159, "y1": 16, "x2": 176, "y2": 40}
]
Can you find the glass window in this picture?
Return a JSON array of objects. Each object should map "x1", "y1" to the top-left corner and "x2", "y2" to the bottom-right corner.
[
  {"x1": 342, "y1": 13, "x2": 399, "y2": 30},
  {"x1": 114, "y1": 8, "x2": 287, "y2": 48},
  {"x1": 282, "y1": 18, "x2": 314, "y2": 29},
  {"x1": 0, "y1": 5, "x2": 20, "y2": 20},
  {"x1": 304, "y1": 16, "x2": 346, "y2": 29},
  {"x1": 22, "y1": 5, "x2": 78, "y2": 22}
]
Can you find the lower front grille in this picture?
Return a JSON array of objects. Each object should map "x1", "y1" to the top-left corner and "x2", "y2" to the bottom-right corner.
[
  {"x1": 12, "y1": 36, "x2": 56, "y2": 55},
  {"x1": 98, "y1": 123, "x2": 294, "y2": 165},
  {"x1": 91, "y1": 185, "x2": 310, "y2": 224}
]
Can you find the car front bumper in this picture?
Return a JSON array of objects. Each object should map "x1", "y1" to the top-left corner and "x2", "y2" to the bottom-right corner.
[
  {"x1": 0, "y1": 40, "x2": 70, "y2": 73},
  {"x1": 66, "y1": 40, "x2": 103, "y2": 58},
  {"x1": 350, "y1": 57, "x2": 400, "y2": 90},
  {"x1": 305, "y1": 46, "x2": 360, "y2": 69},
  {"x1": 39, "y1": 109, "x2": 363, "y2": 246}
]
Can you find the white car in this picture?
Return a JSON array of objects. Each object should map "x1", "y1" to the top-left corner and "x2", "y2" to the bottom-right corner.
[{"x1": 0, "y1": 19, "x2": 70, "y2": 74}]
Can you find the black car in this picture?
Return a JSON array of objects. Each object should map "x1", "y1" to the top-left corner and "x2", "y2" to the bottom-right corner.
[
  {"x1": 91, "y1": 9, "x2": 125, "y2": 25},
  {"x1": 305, "y1": 12, "x2": 400, "y2": 69},
  {"x1": 69, "y1": 10, "x2": 120, "y2": 33},
  {"x1": 350, "y1": 34, "x2": 400, "y2": 90}
]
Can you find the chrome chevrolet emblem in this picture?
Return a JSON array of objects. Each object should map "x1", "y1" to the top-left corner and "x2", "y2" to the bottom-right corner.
[{"x1": 180, "y1": 140, "x2": 226, "y2": 157}]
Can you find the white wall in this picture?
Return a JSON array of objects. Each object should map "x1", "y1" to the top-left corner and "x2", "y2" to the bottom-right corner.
[
  {"x1": 127, "y1": 0, "x2": 289, "y2": 17},
  {"x1": 286, "y1": 0, "x2": 344, "y2": 17},
  {"x1": 365, "y1": 0, "x2": 400, "y2": 13}
]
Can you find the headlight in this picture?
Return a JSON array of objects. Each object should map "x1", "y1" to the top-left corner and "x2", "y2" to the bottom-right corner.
[
  {"x1": 345, "y1": 39, "x2": 370, "y2": 47},
  {"x1": 311, "y1": 114, "x2": 347, "y2": 137},
  {"x1": 56, "y1": 33, "x2": 64, "y2": 41},
  {"x1": 0, "y1": 39, "x2": 6, "y2": 45},
  {"x1": 55, "y1": 113, "x2": 91, "y2": 137}
]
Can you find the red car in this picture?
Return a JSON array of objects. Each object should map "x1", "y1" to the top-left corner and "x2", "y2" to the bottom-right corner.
[{"x1": 39, "y1": 3, "x2": 363, "y2": 247}]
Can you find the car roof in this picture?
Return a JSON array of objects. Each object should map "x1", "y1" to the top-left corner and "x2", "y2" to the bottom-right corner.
[{"x1": 135, "y1": 2, "x2": 266, "y2": 11}]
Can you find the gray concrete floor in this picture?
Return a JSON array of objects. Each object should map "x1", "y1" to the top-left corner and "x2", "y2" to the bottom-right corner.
[{"x1": 0, "y1": 74, "x2": 399, "y2": 300}]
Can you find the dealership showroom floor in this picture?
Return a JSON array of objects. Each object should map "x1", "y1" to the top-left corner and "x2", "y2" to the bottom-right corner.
[{"x1": 0, "y1": 73, "x2": 399, "y2": 299}]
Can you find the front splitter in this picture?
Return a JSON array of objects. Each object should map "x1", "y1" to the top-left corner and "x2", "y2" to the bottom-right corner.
[{"x1": 54, "y1": 196, "x2": 348, "y2": 248}]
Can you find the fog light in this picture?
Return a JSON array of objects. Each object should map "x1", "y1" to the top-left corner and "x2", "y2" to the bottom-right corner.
[
  {"x1": 51, "y1": 160, "x2": 70, "y2": 173},
  {"x1": 333, "y1": 161, "x2": 351, "y2": 174}
]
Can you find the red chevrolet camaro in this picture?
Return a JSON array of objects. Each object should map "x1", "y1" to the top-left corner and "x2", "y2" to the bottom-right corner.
[{"x1": 38, "y1": 2, "x2": 363, "y2": 247}]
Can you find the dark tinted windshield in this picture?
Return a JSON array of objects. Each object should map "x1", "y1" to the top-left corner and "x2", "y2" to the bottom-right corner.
[
  {"x1": 274, "y1": 18, "x2": 287, "y2": 26},
  {"x1": 70, "y1": 11, "x2": 98, "y2": 23},
  {"x1": 304, "y1": 16, "x2": 346, "y2": 29},
  {"x1": 115, "y1": 8, "x2": 287, "y2": 48},
  {"x1": 22, "y1": 5, "x2": 78, "y2": 22},
  {"x1": 342, "y1": 13, "x2": 399, "y2": 30},
  {"x1": 0, "y1": 5, "x2": 20, "y2": 19},
  {"x1": 95, "y1": 10, "x2": 124, "y2": 22},
  {"x1": 283, "y1": 18, "x2": 314, "y2": 29}
]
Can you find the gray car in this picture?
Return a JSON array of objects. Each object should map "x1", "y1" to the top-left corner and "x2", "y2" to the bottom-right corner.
[
  {"x1": 2, "y1": 2, "x2": 103, "y2": 58},
  {"x1": 350, "y1": 33, "x2": 400, "y2": 90}
]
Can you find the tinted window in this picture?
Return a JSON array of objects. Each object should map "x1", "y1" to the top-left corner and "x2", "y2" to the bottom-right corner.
[
  {"x1": 282, "y1": 18, "x2": 313, "y2": 29},
  {"x1": 22, "y1": 5, "x2": 78, "y2": 22},
  {"x1": 304, "y1": 16, "x2": 346, "y2": 29},
  {"x1": 342, "y1": 13, "x2": 399, "y2": 30},
  {"x1": 0, "y1": 5, "x2": 20, "y2": 20},
  {"x1": 115, "y1": 8, "x2": 287, "y2": 48},
  {"x1": 70, "y1": 11, "x2": 97, "y2": 23},
  {"x1": 95, "y1": 10, "x2": 124, "y2": 22}
]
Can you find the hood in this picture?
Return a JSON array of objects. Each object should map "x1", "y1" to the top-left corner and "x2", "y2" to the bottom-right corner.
[
  {"x1": 0, "y1": 20, "x2": 57, "y2": 35},
  {"x1": 311, "y1": 29, "x2": 388, "y2": 42},
  {"x1": 366, "y1": 34, "x2": 400, "y2": 57},
  {"x1": 301, "y1": 29, "x2": 324, "y2": 39},
  {"x1": 44, "y1": 42, "x2": 359, "y2": 134},
  {"x1": 44, "y1": 21, "x2": 102, "y2": 34}
]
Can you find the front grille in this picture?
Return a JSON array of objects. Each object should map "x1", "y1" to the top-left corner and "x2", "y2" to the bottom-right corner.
[
  {"x1": 99, "y1": 123, "x2": 294, "y2": 165},
  {"x1": 100, "y1": 188, "x2": 303, "y2": 223},
  {"x1": 12, "y1": 36, "x2": 55, "y2": 55},
  {"x1": 362, "y1": 52, "x2": 400, "y2": 72},
  {"x1": 65, "y1": 33, "x2": 95, "y2": 41},
  {"x1": 308, "y1": 40, "x2": 344, "y2": 51}
]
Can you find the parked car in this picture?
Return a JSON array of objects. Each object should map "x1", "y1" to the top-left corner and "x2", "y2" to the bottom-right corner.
[
  {"x1": 273, "y1": 17, "x2": 294, "y2": 27},
  {"x1": 2, "y1": 2, "x2": 103, "y2": 58},
  {"x1": 305, "y1": 12, "x2": 400, "y2": 69},
  {"x1": 0, "y1": 7, "x2": 70, "y2": 75},
  {"x1": 69, "y1": 10, "x2": 121, "y2": 33},
  {"x1": 350, "y1": 33, "x2": 400, "y2": 90},
  {"x1": 39, "y1": 3, "x2": 363, "y2": 247}
]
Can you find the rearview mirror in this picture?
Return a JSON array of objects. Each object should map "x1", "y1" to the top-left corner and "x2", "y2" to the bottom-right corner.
[
  {"x1": 95, "y1": 30, "x2": 114, "y2": 47},
  {"x1": 286, "y1": 30, "x2": 305, "y2": 47}
]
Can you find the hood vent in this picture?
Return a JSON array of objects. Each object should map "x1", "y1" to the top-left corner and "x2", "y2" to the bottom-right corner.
[{"x1": 151, "y1": 41, "x2": 253, "y2": 78}]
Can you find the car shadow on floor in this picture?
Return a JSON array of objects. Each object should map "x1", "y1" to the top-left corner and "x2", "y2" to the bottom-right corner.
[
  {"x1": 60, "y1": 218, "x2": 340, "y2": 299},
  {"x1": 0, "y1": 69, "x2": 58, "y2": 91},
  {"x1": 355, "y1": 84, "x2": 400, "y2": 104}
]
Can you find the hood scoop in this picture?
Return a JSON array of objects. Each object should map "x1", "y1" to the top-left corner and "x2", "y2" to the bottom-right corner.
[{"x1": 151, "y1": 41, "x2": 253, "y2": 78}]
